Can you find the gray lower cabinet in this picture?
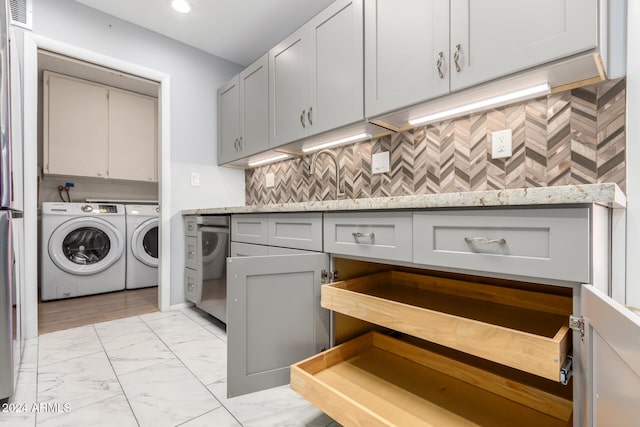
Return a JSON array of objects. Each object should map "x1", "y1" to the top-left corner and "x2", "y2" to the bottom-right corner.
[
  {"x1": 413, "y1": 208, "x2": 590, "y2": 282},
  {"x1": 230, "y1": 241, "x2": 269, "y2": 257},
  {"x1": 226, "y1": 252, "x2": 330, "y2": 397},
  {"x1": 323, "y1": 211, "x2": 413, "y2": 262}
]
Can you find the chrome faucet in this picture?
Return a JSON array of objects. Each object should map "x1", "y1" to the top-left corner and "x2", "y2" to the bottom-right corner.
[{"x1": 308, "y1": 149, "x2": 345, "y2": 199}]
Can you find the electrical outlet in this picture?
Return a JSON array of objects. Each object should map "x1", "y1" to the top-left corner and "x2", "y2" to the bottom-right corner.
[
  {"x1": 372, "y1": 151, "x2": 390, "y2": 174},
  {"x1": 190, "y1": 172, "x2": 200, "y2": 187},
  {"x1": 491, "y1": 129, "x2": 513, "y2": 159},
  {"x1": 265, "y1": 172, "x2": 275, "y2": 188}
]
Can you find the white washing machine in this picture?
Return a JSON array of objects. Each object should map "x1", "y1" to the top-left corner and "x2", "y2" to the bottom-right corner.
[
  {"x1": 125, "y1": 204, "x2": 159, "y2": 289},
  {"x1": 40, "y1": 202, "x2": 126, "y2": 301}
]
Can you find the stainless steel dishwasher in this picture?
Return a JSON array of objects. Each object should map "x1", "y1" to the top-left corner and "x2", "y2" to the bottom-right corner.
[{"x1": 184, "y1": 216, "x2": 230, "y2": 323}]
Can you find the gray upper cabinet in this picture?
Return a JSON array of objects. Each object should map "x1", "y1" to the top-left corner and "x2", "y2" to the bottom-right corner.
[
  {"x1": 217, "y1": 76, "x2": 240, "y2": 165},
  {"x1": 217, "y1": 54, "x2": 269, "y2": 165},
  {"x1": 269, "y1": 0, "x2": 363, "y2": 148},
  {"x1": 449, "y1": 0, "x2": 597, "y2": 92},
  {"x1": 268, "y1": 27, "x2": 309, "y2": 147},
  {"x1": 364, "y1": 0, "x2": 450, "y2": 119},
  {"x1": 365, "y1": 0, "x2": 598, "y2": 119},
  {"x1": 227, "y1": 252, "x2": 330, "y2": 397},
  {"x1": 309, "y1": 0, "x2": 364, "y2": 136}
]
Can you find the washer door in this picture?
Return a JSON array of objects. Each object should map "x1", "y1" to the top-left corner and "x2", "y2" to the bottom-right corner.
[
  {"x1": 131, "y1": 218, "x2": 158, "y2": 267},
  {"x1": 48, "y1": 217, "x2": 124, "y2": 276}
]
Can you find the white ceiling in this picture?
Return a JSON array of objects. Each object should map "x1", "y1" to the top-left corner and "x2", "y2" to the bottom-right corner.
[{"x1": 72, "y1": 0, "x2": 335, "y2": 66}]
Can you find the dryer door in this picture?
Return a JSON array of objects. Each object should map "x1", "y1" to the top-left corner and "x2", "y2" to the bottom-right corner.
[
  {"x1": 131, "y1": 218, "x2": 158, "y2": 267},
  {"x1": 48, "y1": 217, "x2": 124, "y2": 275}
]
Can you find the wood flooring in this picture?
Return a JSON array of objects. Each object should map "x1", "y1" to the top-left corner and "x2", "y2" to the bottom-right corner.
[{"x1": 38, "y1": 287, "x2": 159, "y2": 334}]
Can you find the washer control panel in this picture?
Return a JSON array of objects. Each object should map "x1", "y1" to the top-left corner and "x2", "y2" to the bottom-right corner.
[{"x1": 99, "y1": 204, "x2": 118, "y2": 213}]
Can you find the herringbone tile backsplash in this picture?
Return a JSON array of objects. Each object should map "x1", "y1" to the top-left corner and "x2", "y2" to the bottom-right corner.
[{"x1": 245, "y1": 78, "x2": 626, "y2": 204}]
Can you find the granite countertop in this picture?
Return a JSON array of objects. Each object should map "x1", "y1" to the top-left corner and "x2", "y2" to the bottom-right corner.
[{"x1": 182, "y1": 183, "x2": 626, "y2": 215}]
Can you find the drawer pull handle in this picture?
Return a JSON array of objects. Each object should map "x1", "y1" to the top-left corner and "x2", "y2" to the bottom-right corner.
[
  {"x1": 436, "y1": 51, "x2": 445, "y2": 79},
  {"x1": 464, "y1": 237, "x2": 506, "y2": 245},
  {"x1": 352, "y1": 232, "x2": 375, "y2": 238}
]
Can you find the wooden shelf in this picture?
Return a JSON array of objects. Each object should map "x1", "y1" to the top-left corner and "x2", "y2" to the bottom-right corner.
[
  {"x1": 291, "y1": 332, "x2": 572, "y2": 427},
  {"x1": 321, "y1": 271, "x2": 572, "y2": 381}
]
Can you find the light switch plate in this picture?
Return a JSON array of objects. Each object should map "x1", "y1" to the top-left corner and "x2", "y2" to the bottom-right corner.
[
  {"x1": 491, "y1": 129, "x2": 513, "y2": 159},
  {"x1": 190, "y1": 172, "x2": 200, "y2": 187},
  {"x1": 372, "y1": 151, "x2": 390, "y2": 174},
  {"x1": 265, "y1": 172, "x2": 275, "y2": 188}
]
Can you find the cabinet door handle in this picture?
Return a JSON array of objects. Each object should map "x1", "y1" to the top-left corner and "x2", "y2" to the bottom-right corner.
[
  {"x1": 238, "y1": 136, "x2": 244, "y2": 151},
  {"x1": 307, "y1": 107, "x2": 313, "y2": 126},
  {"x1": 436, "y1": 51, "x2": 445, "y2": 79},
  {"x1": 352, "y1": 232, "x2": 375, "y2": 239},
  {"x1": 233, "y1": 138, "x2": 239, "y2": 151},
  {"x1": 300, "y1": 110, "x2": 306, "y2": 128},
  {"x1": 187, "y1": 283, "x2": 195, "y2": 291},
  {"x1": 453, "y1": 43, "x2": 462, "y2": 72},
  {"x1": 464, "y1": 237, "x2": 506, "y2": 245}
]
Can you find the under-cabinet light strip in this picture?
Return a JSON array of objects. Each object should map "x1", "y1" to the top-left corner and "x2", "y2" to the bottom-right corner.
[
  {"x1": 302, "y1": 132, "x2": 372, "y2": 153},
  {"x1": 408, "y1": 83, "x2": 551, "y2": 126},
  {"x1": 247, "y1": 153, "x2": 292, "y2": 167}
]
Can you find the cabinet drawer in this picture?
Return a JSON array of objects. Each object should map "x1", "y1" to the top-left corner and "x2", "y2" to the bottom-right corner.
[
  {"x1": 185, "y1": 236, "x2": 198, "y2": 270},
  {"x1": 231, "y1": 242, "x2": 269, "y2": 257},
  {"x1": 231, "y1": 214, "x2": 268, "y2": 244},
  {"x1": 184, "y1": 267, "x2": 201, "y2": 303},
  {"x1": 291, "y1": 331, "x2": 572, "y2": 427},
  {"x1": 324, "y1": 212, "x2": 412, "y2": 262},
  {"x1": 322, "y1": 271, "x2": 572, "y2": 382},
  {"x1": 184, "y1": 216, "x2": 198, "y2": 237},
  {"x1": 268, "y1": 213, "x2": 323, "y2": 251},
  {"x1": 413, "y1": 208, "x2": 590, "y2": 282}
]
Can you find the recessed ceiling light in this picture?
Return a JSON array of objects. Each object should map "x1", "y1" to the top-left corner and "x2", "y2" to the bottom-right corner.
[{"x1": 171, "y1": 0, "x2": 191, "y2": 13}]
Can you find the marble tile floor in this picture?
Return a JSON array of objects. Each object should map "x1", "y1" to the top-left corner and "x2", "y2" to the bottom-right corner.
[{"x1": 0, "y1": 307, "x2": 339, "y2": 427}]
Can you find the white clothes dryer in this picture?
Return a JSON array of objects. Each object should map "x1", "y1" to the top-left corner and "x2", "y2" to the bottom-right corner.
[
  {"x1": 40, "y1": 202, "x2": 126, "y2": 301},
  {"x1": 125, "y1": 204, "x2": 159, "y2": 289}
]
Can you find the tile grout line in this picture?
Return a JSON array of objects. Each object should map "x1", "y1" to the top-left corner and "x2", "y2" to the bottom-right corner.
[
  {"x1": 137, "y1": 311, "x2": 243, "y2": 426},
  {"x1": 91, "y1": 322, "x2": 141, "y2": 427}
]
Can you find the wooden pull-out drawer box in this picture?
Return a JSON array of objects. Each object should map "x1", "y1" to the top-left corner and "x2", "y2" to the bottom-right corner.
[
  {"x1": 322, "y1": 271, "x2": 572, "y2": 382},
  {"x1": 291, "y1": 331, "x2": 572, "y2": 427}
]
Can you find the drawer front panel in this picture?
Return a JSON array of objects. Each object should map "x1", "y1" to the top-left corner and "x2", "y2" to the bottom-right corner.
[
  {"x1": 268, "y1": 246, "x2": 314, "y2": 255},
  {"x1": 184, "y1": 216, "x2": 198, "y2": 237},
  {"x1": 184, "y1": 267, "x2": 201, "y2": 303},
  {"x1": 413, "y1": 208, "x2": 590, "y2": 282},
  {"x1": 185, "y1": 235, "x2": 198, "y2": 270},
  {"x1": 231, "y1": 242, "x2": 268, "y2": 257},
  {"x1": 268, "y1": 213, "x2": 323, "y2": 251},
  {"x1": 324, "y1": 212, "x2": 412, "y2": 262},
  {"x1": 231, "y1": 214, "x2": 269, "y2": 244}
]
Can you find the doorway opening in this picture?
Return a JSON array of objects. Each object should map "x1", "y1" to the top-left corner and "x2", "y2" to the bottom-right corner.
[{"x1": 22, "y1": 34, "x2": 171, "y2": 338}]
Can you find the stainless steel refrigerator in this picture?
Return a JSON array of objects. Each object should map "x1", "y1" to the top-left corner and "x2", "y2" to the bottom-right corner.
[{"x1": 0, "y1": 0, "x2": 22, "y2": 402}]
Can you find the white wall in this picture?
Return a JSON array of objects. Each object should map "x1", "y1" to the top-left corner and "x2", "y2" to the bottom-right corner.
[{"x1": 30, "y1": 0, "x2": 246, "y2": 305}]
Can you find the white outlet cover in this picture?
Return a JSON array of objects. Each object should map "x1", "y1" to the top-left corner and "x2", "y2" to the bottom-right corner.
[
  {"x1": 265, "y1": 172, "x2": 275, "y2": 188},
  {"x1": 190, "y1": 172, "x2": 200, "y2": 187},
  {"x1": 372, "y1": 151, "x2": 390, "y2": 174},
  {"x1": 491, "y1": 129, "x2": 513, "y2": 159}
]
